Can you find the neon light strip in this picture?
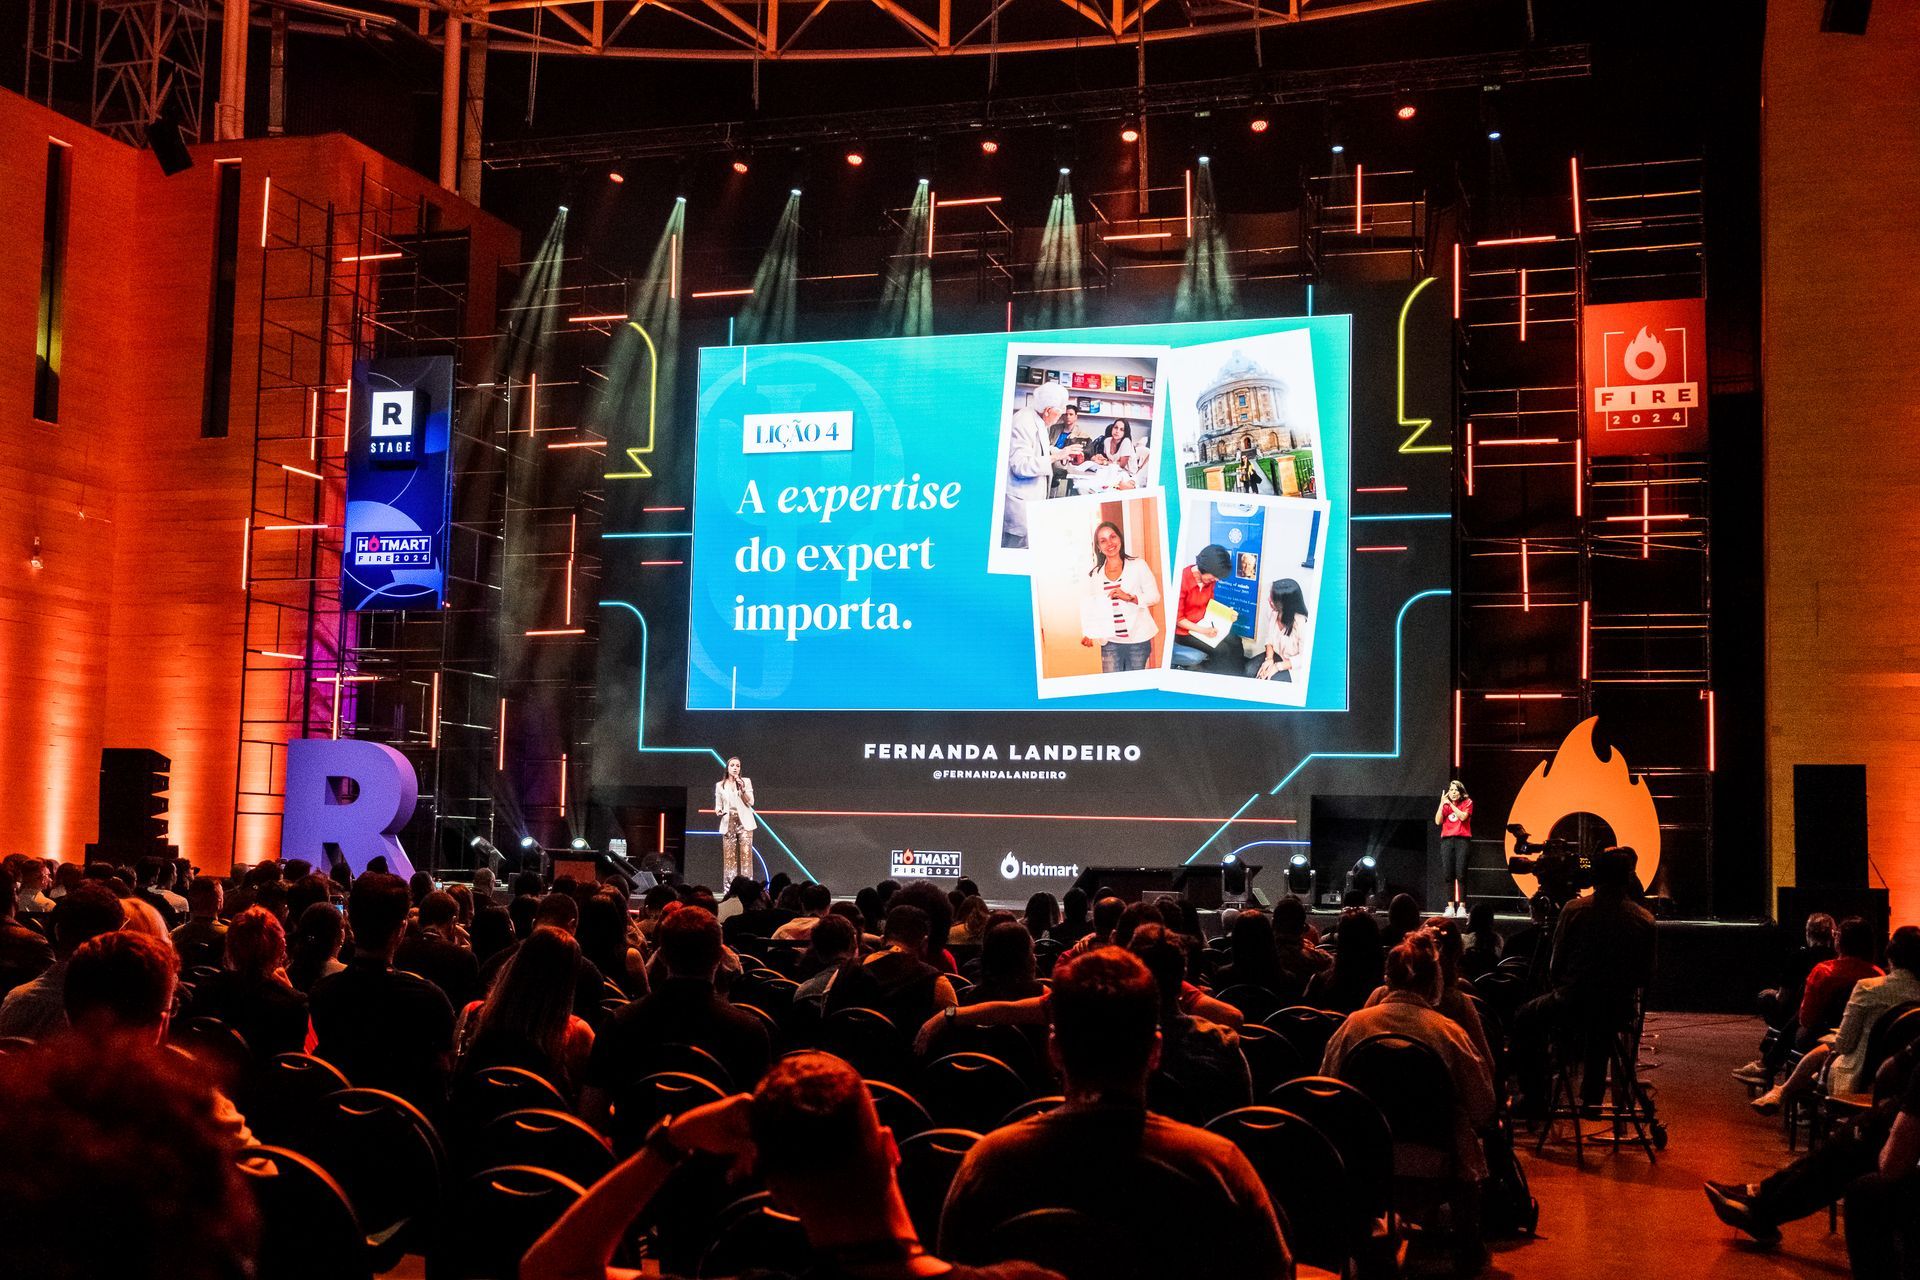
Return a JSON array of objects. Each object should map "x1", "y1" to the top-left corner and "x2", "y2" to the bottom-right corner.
[
  {"x1": 565, "y1": 514, "x2": 576, "y2": 627},
  {"x1": 1451, "y1": 241, "x2": 1461, "y2": 319},
  {"x1": 1356, "y1": 546, "x2": 1408, "y2": 553},
  {"x1": 1103, "y1": 232, "x2": 1172, "y2": 242},
  {"x1": 1185, "y1": 168, "x2": 1193, "y2": 237},
  {"x1": 1570, "y1": 156, "x2": 1583, "y2": 236},
  {"x1": 691, "y1": 287, "x2": 754, "y2": 298},
  {"x1": 1574, "y1": 437, "x2": 1584, "y2": 518},
  {"x1": 259, "y1": 651, "x2": 304, "y2": 661},
  {"x1": 642, "y1": 506, "x2": 687, "y2": 513},
  {"x1": 1465, "y1": 422, "x2": 1475, "y2": 496},
  {"x1": 1602, "y1": 514, "x2": 1689, "y2": 522},
  {"x1": 527, "y1": 373, "x2": 537, "y2": 436},
  {"x1": 1354, "y1": 164, "x2": 1364, "y2": 235},
  {"x1": 1484, "y1": 692, "x2": 1565, "y2": 700},
  {"x1": 1356, "y1": 486, "x2": 1409, "y2": 494},
  {"x1": 568, "y1": 313, "x2": 628, "y2": 323},
  {"x1": 1475, "y1": 234, "x2": 1556, "y2": 247},
  {"x1": 559, "y1": 753, "x2": 568, "y2": 818},
  {"x1": 339, "y1": 251, "x2": 402, "y2": 263},
  {"x1": 935, "y1": 196, "x2": 1001, "y2": 206},
  {"x1": 525, "y1": 628, "x2": 586, "y2": 637},
  {"x1": 1452, "y1": 688, "x2": 1462, "y2": 768},
  {"x1": 1352, "y1": 513, "x2": 1450, "y2": 522},
  {"x1": 670, "y1": 232, "x2": 679, "y2": 301},
  {"x1": 330, "y1": 672, "x2": 341, "y2": 740},
  {"x1": 729, "y1": 808, "x2": 1298, "y2": 826},
  {"x1": 1520, "y1": 538, "x2": 1531, "y2": 611},
  {"x1": 497, "y1": 698, "x2": 507, "y2": 772},
  {"x1": 240, "y1": 519, "x2": 252, "y2": 590},
  {"x1": 640, "y1": 560, "x2": 685, "y2": 567},
  {"x1": 1581, "y1": 599, "x2": 1590, "y2": 682},
  {"x1": 658, "y1": 813, "x2": 666, "y2": 853},
  {"x1": 599, "y1": 599, "x2": 815, "y2": 879},
  {"x1": 429, "y1": 672, "x2": 441, "y2": 749},
  {"x1": 1518, "y1": 267, "x2": 1528, "y2": 341},
  {"x1": 603, "y1": 531, "x2": 693, "y2": 539},
  {"x1": 546, "y1": 441, "x2": 606, "y2": 451},
  {"x1": 1394, "y1": 277, "x2": 1446, "y2": 453},
  {"x1": 260, "y1": 176, "x2": 271, "y2": 249},
  {"x1": 1705, "y1": 689, "x2": 1716, "y2": 771},
  {"x1": 261, "y1": 523, "x2": 330, "y2": 531},
  {"x1": 1477, "y1": 437, "x2": 1560, "y2": 446},
  {"x1": 281, "y1": 463, "x2": 323, "y2": 481},
  {"x1": 1184, "y1": 588, "x2": 1453, "y2": 863},
  {"x1": 928, "y1": 191, "x2": 937, "y2": 257}
]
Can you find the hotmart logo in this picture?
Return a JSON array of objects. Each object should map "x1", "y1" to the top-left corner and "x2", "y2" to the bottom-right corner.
[
  {"x1": 889, "y1": 849, "x2": 961, "y2": 880},
  {"x1": 351, "y1": 532, "x2": 433, "y2": 567},
  {"x1": 999, "y1": 853, "x2": 1080, "y2": 880}
]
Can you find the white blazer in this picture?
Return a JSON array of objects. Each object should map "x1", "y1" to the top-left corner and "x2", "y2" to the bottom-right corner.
[{"x1": 716, "y1": 777, "x2": 757, "y2": 832}]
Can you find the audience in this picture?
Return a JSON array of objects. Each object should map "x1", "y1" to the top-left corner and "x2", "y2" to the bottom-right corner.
[
  {"x1": 397, "y1": 889, "x2": 483, "y2": 1008},
  {"x1": 309, "y1": 872, "x2": 457, "y2": 1112},
  {"x1": 577, "y1": 891, "x2": 649, "y2": 998},
  {"x1": 826, "y1": 903, "x2": 958, "y2": 1031},
  {"x1": 1737, "y1": 912, "x2": 1844, "y2": 1087},
  {"x1": 938, "y1": 948, "x2": 1292, "y2": 1280},
  {"x1": 0, "y1": 881, "x2": 126, "y2": 1039},
  {"x1": 189, "y1": 905, "x2": 310, "y2": 1059},
  {"x1": 1752, "y1": 925, "x2": 1920, "y2": 1116},
  {"x1": 456, "y1": 924, "x2": 596, "y2": 1098},
  {"x1": 525, "y1": 1051, "x2": 1066, "y2": 1280},
  {"x1": 793, "y1": 913, "x2": 861, "y2": 1010},
  {"x1": 1023, "y1": 892, "x2": 1059, "y2": 940},
  {"x1": 1381, "y1": 892, "x2": 1424, "y2": 949},
  {"x1": 170, "y1": 876, "x2": 228, "y2": 969},
  {"x1": 966, "y1": 920, "x2": 1046, "y2": 1005},
  {"x1": 583, "y1": 906, "x2": 770, "y2": 1126},
  {"x1": 1061, "y1": 894, "x2": 1125, "y2": 960},
  {"x1": 772, "y1": 880, "x2": 834, "y2": 941},
  {"x1": 285, "y1": 899, "x2": 346, "y2": 992},
  {"x1": 1130, "y1": 921, "x2": 1252, "y2": 1122},
  {"x1": 1050, "y1": 887, "x2": 1093, "y2": 945},
  {"x1": 0, "y1": 869, "x2": 53, "y2": 1000},
  {"x1": 1461, "y1": 902, "x2": 1503, "y2": 979},
  {"x1": 1304, "y1": 908, "x2": 1386, "y2": 1013}
]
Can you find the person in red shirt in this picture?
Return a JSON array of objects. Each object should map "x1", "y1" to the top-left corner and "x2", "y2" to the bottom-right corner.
[
  {"x1": 1435, "y1": 781, "x2": 1474, "y2": 917},
  {"x1": 1798, "y1": 917, "x2": 1884, "y2": 1041},
  {"x1": 1171, "y1": 544, "x2": 1234, "y2": 671}
]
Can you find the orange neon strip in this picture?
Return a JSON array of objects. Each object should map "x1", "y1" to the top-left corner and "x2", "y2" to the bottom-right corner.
[
  {"x1": 1355, "y1": 546, "x2": 1408, "y2": 553},
  {"x1": 1465, "y1": 422, "x2": 1475, "y2": 497},
  {"x1": 658, "y1": 813, "x2": 666, "y2": 852},
  {"x1": 546, "y1": 440, "x2": 606, "y2": 450},
  {"x1": 1451, "y1": 241, "x2": 1461, "y2": 319},
  {"x1": 260, "y1": 176, "x2": 272, "y2": 249},
  {"x1": 1570, "y1": 156, "x2": 1583, "y2": 236},
  {"x1": 1580, "y1": 600, "x2": 1590, "y2": 683},
  {"x1": 1602, "y1": 514, "x2": 1689, "y2": 523},
  {"x1": 527, "y1": 373, "x2": 537, "y2": 436},
  {"x1": 240, "y1": 519, "x2": 252, "y2": 590},
  {"x1": 1353, "y1": 164, "x2": 1364, "y2": 234},
  {"x1": 429, "y1": 672, "x2": 441, "y2": 749},
  {"x1": 642, "y1": 506, "x2": 687, "y2": 513},
  {"x1": 1573, "y1": 437, "x2": 1584, "y2": 518},
  {"x1": 1483, "y1": 692, "x2": 1566, "y2": 700},
  {"x1": 1103, "y1": 232, "x2": 1173, "y2": 242},
  {"x1": 640, "y1": 560, "x2": 685, "y2": 566},
  {"x1": 1520, "y1": 538, "x2": 1531, "y2": 612},
  {"x1": 1475, "y1": 235, "x2": 1556, "y2": 247},
  {"x1": 1185, "y1": 169, "x2": 1194, "y2": 238},
  {"x1": 1704, "y1": 690, "x2": 1716, "y2": 771},
  {"x1": 262, "y1": 523, "x2": 329, "y2": 531},
  {"x1": 1355, "y1": 485, "x2": 1409, "y2": 494},
  {"x1": 565, "y1": 515, "x2": 576, "y2": 626},
  {"x1": 1451, "y1": 688, "x2": 1462, "y2": 768},
  {"x1": 691, "y1": 287, "x2": 754, "y2": 298},
  {"x1": 281, "y1": 463, "x2": 324, "y2": 481},
  {"x1": 330, "y1": 672, "x2": 341, "y2": 740},
  {"x1": 713, "y1": 808, "x2": 1298, "y2": 825},
  {"x1": 525, "y1": 628, "x2": 587, "y2": 637},
  {"x1": 1477, "y1": 437, "x2": 1560, "y2": 447},
  {"x1": 935, "y1": 196, "x2": 1001, "y2": 207},
  {"x1": 927, "y1": 192, "x2": 936, "y2": 258},
  {"x1": 259, "y1": 651, "x2": 305, "y2": 661},
  {"x1": 339, "y1": 251, "x2": 403, "y2": 263},
  {"x1": 497, "y1": 698, "x2": 507, "y2": 772},
  {"x1": 558, "y1": 753, "x2": 568, "y2": 818},
  {"x1": 1518, "y1": 268, "x2": 1528, "y2": 342},
  {"x1": 568, "y1": 313, "x2": 628, "y2": 323}
]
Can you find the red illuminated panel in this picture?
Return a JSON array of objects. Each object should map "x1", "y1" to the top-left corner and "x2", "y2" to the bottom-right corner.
[{"x1": 1584, "y1": 298, "x2": 1708, "y2": 455}]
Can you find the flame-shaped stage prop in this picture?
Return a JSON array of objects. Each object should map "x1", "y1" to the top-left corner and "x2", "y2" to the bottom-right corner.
[{"x1": 1504, "y1": 716, "x2": 1662, "y2": 898}]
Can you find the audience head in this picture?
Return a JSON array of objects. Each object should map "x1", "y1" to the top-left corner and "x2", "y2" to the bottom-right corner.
[
  {"x1": 285, "y1": 873, "x2": 330, "y2": 922},
  {"x1": 225, "y1": 906, "x2": 288, "y2": 980},
  {"x1": 576, "y1": 893, "x2": 630, "y2": 964},
  {"x1": 1127, "y1": 921, "x2": 1188, "y2": 1023},
  {"x1": 891, "y1": 882, "x2": 952, "y2": 956},
  {"x1": 407, "y1": 871, "x2": 434, "y2": 906},
  {"x1": 469, "y1": 903, "x2": 514, "y2": 962},
  {"x1": 768, "y1": 873, "x2": 794, "y2": 903},
  {"x1": 508, "y1": 893, "x2": 540, "y2": 941},
  {"x1": 1332, "y1": 909, "x2": 1386, "y2": 984},
  {"x1": 50, "y1": 882, "x2": 126, "y2": 959},
  {"x1": 809, "y1": 913, "x2": 858, "y2": 967},
  {"x1": 289, "y1": 901, "x2": 345, "y2": 972},
  {"x1": 724, "y1": 875, "x2": 757, "y2": 903},
  {"x1": 1423, "y1": 915, "x2": 1464, "y2": 984},
  {"x1": 1271, "y1": 895, "x2": 1308, "y2": 941},
  {"x1": 512, "y1": 870, "x2": 544, "y2": 898},
  {"x1": 980, "y1": 919, "x2": 1038, "y2": 989},
  {"x1": 446, "y1": 882, "x2": 474, "y2": 927},
  {"x1": 751, "y1": 1051, "x2": 899, "y2": 1218},
  {"x1": 0, "y1": 869, "x2": 14, "y2": 919},
  {"x1": 1804, "y1": 912, "x2": 1838, "y2": 951},
  {"x1": 957, "y1": 895, "x2": 989, "y2": 936},
  {"x1": 65, "y1": 930, "x2": 178, "y2": 1038},
  {"x1": 0, "y1": 1034, "x2": 258, "y2": 1280},
  {"x1": 534, "y1": 891, "x2": 580, "y2": 932},
  {"x1": 1385, "y1": 932, "x2": 1443, "y2": 1000},
  {"x1": 643, "y1": 883, "x2": 677, "y2": 916},
  {"x1": 1024, "y1": 892, "x2": 1059, "y2": 937},
  {"x1": 658, "y1": 906, "x2": 724, "y2": 979},
  {"x1": 347, "y1": 872, "x2": 413, "y2": 957},
  {"x1": 472, "y1": 867, "x2": 497, "y2": 897},
  {"x1": 1888, "y1": 925, "x2": 1920, "y2": 976},
  {"x1": 1593, "y1": 846, "x2": 1637, "y2": 892},
  {"x1": 1092, "y1": 894, "x2": 1126, "y2": 938},
  {"x1": 480, "y1": 925, "x2": 582, "y2": 1063},
  {"x1": 121, "y1": 897, "x2": 173, "y2": 950},
  {"x1": 854, "y1": 886, "x2": 883, "y2": 930},
  {"x1": 1466, "y1": 902, "x2": 1497, "y2": 938},
  {"x1": 1836, "y1": 916, "x2": 1876, "y2": 961},
  {"x1": 1388, "y1": 893, "x2": 1421, "y2": 931},
  {"x1": 876, "y1": 879, "x2": 900, "y2": 906},
  {"x1": 799, "y1": 881, "x2": 833, "y2": 917},
  {"x1": 1048, "y1": 948, "x2": 1161, "y2": 1096},
  {"x1": 1060, "y1": 886, "x2": 1089, "y2": 926},
  {"x1": 418, "y1": 890, "x2": 460, "y2": 934},
  {"x1": 881, "y1": 904, "x2": 932, "y2": 959}
]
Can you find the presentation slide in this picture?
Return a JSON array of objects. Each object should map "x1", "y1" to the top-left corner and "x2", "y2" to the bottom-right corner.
[
  {"x1": 592, "y1": 282, "x2": 1453, "y2": 899},
  {"x1": 687, "y1": 317, "x2": 1352, "y2": 712}
]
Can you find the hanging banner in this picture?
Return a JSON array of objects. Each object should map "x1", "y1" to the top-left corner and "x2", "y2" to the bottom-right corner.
[
  {"x1": 343, "y1": 355, "x2": 455, "y2": 611},
  {"x1": 1584, "y1": 298, "x2": 1708, "y2": 455}
]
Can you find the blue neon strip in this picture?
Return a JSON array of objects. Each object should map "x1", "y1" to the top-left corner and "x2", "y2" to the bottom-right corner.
[
  {"x1": 1184, "y1": 587, "x2": 1451, "y2": 865},
  {"x1": 598, "y1": 599, "x2": 816, "y2": 880}
]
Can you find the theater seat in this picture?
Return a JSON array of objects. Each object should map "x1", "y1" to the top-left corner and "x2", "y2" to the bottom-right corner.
[
  {"x1": 1237, "y1": 1023, "x2": 1308, "y2": 1097},
  {"x1": 250, "y1": 1052, "x2": 351, "y2": 1147},
  {"x1": 918, "y1": 1052, "x2": 1030, "y2": 1133},
  {"x1": 895, "y1": 1128, "x2": 981, "y2": 1243},
  {"x1": 293, "y1": 1088, "x2": 447, "y2": 1271},
  {"x1": 866, "y1": 1078, "x2": 935, "y2": 1139},
  {"x1": 449, "y1": 1065, "x2": 568, "y2": 1140},
  {"x1": 1205, "y1": 1106, "x2": 1357, "y2": 1273},
  {"x1": 999, "y1": 1095, "x2": 1065, "y2": 1128},
  {"x1": 427, "y1": 1165, "x2": 585, "y2": 1280},
  {"x1": 1213, "y1": 984, "x2": 1284, "y2": 1023},
  {"x1": 237, "y1": 1144, "x2": 373, "y2": 1280},
  {"x1": 988, "y1": 1207, "x2": 1134, "y2": 1280},
  {"x1": 472, "y1": 1108, "x2": 614, "y2": 1186},
  {"x1": 698, "y1": 1191, "x2": 813, "y2": 1278},
  {"x1": 819, "y1": 1007, "x2": 908, "y2": 1082},
  {"x1": 1265, "y1": 1076, "x2": 1395, "y2": 1234},
  {"x1": 609, "y1": 1071, "x2": 728, "y2": 1156}
]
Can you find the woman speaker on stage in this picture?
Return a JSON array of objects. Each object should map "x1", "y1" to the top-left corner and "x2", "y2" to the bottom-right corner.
[
  {"x1": 716, "y1": 758, "x2": 757, "y2": 885},
  {"x1": 1436, "y1": 780, "x2": 1473, "y2": 918}
]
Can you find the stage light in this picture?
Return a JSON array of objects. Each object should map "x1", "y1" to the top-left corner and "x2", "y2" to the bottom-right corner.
[
  {"x1": 732, "y1": 157, "x2": 750, "y2": 174},
  {"x1": 608, "y1": 171, "x2": 624, "y2": 184},
  {"x1": 675, "y1": 195, "x2": 686, "y2": 204},
  {"x1": 1285, "y1": 852, "x2": 1315, "y2": 899},
  {"x1": 1059, "y1": 166, "x2": 1070, "y2": 175},
  {"x1": 919, "y1": 177, "x2": 930, "y2": 186},
  {"x1": 558, "y1": 205, "x2": 569, "y2": 214},
  {"x1": 570, "y1": 836, "x2": 590, "y2": 851},
  {"x1": 1222, "y1": 852, "x2": 1238, "y2": 865},
  {"x1": 469, "y1": 836, "x2": 484, "y2": 848},
  {"x1": 790, "y1": 187, "x2": 802, "y2": 196},
  {"x1": 1346, "y1": 853, "x2": 1380, "y2": 902},
  {"x1": 845, "y1": 149, "x2": 865, "y2": 167},
  {"x1": 1198, "y1": 154, "x2": 1210, "y2": 165},
  {"x1": 1331, "y1": 143, "x2": 1345, "y2": 154},
  {"x1": 519, "y1": 836, "x2": 538, "y2": 850},
  {"x1": 980, "y1": 136, "x2": 1000, "y2": 154},
  {"x1": 1395, "y1": 103, "x2": 1417, "y2": 121},
  {"x1": 1249, "y1": 116, "x2": 1270, "y2": 134},
  {"x1": 1487, "y1": 130, "x2": 1503, "y2": 141},
  {"x1": 1121, "y1": 124, "x2": 1139, "y2": 144}
]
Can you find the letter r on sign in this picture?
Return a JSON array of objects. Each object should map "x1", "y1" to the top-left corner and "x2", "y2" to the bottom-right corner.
[{"x1": 281, "y1": 739, "x2": 419, "y2": 878}]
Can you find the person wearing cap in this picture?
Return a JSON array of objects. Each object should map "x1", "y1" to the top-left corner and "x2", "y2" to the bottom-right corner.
[
  {"x1": 1002, "y1": 381, "x2": 1073, "y2": 549},
  {"x1": 1172, "y1": 543, "x2": 1235, "y2": 670}
]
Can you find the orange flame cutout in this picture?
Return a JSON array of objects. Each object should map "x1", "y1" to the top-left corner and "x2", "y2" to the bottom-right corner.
[
  {"x1": 1504, "y1": 716, "x2": 1661, "y2": 898},
  {"x1": 1623, "y1": 326, "x2": 1668, "y2": 382}
]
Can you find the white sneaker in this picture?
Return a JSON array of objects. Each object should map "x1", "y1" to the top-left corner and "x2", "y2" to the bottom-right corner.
[{"x1": 1732, "y1": 1060, "x2": 1771, "y2": 1086}]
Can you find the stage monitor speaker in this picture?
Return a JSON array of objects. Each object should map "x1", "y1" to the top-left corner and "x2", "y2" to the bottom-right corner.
[
  {"x1": 1793, "y1": 764, "x2": 1868, "y2": 888},
  {"x1": 1071, "y1": 864, "x2": 1259, "y2": 907},
  {"x1": 145, "y1": 115, "x2": 194, "y2": 176},
  {"x1": 1821, "y1": 0, "x2": 1871, "y2": 35},
  {"x1": 88, "y1": 747, "x2": 175, "y2": 864}
]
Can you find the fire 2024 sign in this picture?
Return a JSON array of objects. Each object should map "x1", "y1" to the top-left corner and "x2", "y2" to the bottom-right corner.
[{"x1": 1584, "y1": 298, "x2": 1708, "y2": 455}]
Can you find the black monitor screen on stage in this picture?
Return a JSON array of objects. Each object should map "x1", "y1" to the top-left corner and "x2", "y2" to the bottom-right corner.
[{"x1": 593, "y1": 282, "x2": 1453, "y2": 897}]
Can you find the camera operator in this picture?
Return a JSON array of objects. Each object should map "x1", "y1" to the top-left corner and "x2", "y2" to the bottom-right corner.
[{"x1": 1510, "y1": 846, "x2": 1657, "y2": 1119}]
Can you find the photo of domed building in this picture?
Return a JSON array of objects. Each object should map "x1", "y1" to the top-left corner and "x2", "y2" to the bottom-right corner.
[{"x1": 1174, "y1": 342, "x2": 1321, "y2": 499}]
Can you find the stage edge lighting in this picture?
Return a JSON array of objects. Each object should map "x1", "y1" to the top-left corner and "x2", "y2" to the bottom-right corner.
[
  {"x1": 570, "y1": 836, "x2": 590, "y2": 850},
  {"x1": 608, "y1": 171, "x2": 624, "y2": 184},
  {"x1": 845, "y1": 148, "x2": 865, "y2": 167},
  {"x1": 1396, "y1": 103, "x2": 1418, "y2": 121},
  {"x1": 1121, "y1": 124, "x2": 1140, "y2": 144},
  {"x1": 1250, "y1": 116, "x2": 1270, "y2": 134},
  {"x1": 980, "y1": 137, "x2": 1000, "y2": 154}
]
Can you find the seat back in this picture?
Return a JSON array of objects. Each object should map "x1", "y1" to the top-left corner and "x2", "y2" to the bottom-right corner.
[
  {"x1": 251, "y1": 1052, "x2": 351, "y2": 1147},
  {"x1": 1263, "y1": 1006, "x2": 1342, "y2": 1068},
  {"x1": 865, "y1": 1078, "x2": 935, "y2": 1140},
  {"x1": 895, "y1": 1128, "x2": 982, "y2": 1242},
  {"x1": 1338, "y1": 1033, "x2": 1457, "y2": 1156},
  {"x1": 632, "y1": 1042, "x2": 737, "y2": 1093},
  {"x1": 918, "y1": 1052, "x2": 1031, "y2": 1133},
  {"x1": 1237, "y1": 1023, "x2": 1308, "y2": 1096},
  {"x1": 1204, "y1": 1106, "x2": 1354, "y2": 1272},
  {"x1": 697, "y1": 1191, "x2": 812, "y2": 1278},
  {"x1": 427, "y1": 1165, "x2": 584, "y2": 1280},
  {"x1": 1265, "y1": 1075, "x2": 1394, "y2": 1223},
  {"x1": 1858, "y1": 1001, "x2": 1920, "y2": 1088},
  {"x1": 294, "y1": 1088, "x2": 447, "y2": 1245},
  {"x1": 988, "y1": 1207, "x2": 1136, "y2": 1280},
  {"x1": 609, "y1": 1071, "x2": 728, "y2": 1155},
  {"x1": 999, "y1": 1095, "x2": 1066, "y2": 1128},
  {"x1": 448, "y1": 1065, "x2": 567, "y2": 1141},
  {"x1": 472, "y1": 1108, "x2": 614, "y2": 1186},
  {"x1": 237, "y1": 1144, "x2": 372, "y2": 1280},
  {"x1": 818, "y1": 1006, "x2": 909, "y2": 1082},
  {"x1": 171, "y1": 1015, "x2": 253, "y2": 1089},
  {"x1": 1213, "y1": 984, "x2": 1283, "y2": 1023}
]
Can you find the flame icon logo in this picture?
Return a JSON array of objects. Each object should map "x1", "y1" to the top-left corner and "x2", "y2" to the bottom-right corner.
[
  {"x1": 1000, "y1": 852, "x2": 1021, "y2": 880},
  {"x1": 1622, "y1": 326, "x2": 1668, "y2": 382},
  {"x1": 1505, "y1": 717, "x2": 1662, "y2": 897}
]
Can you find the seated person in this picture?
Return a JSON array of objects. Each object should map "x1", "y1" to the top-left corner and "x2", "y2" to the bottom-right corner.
[
  {"x1": 1131, "y1": 922, "x2": 1252, "y2": 1123},
  {"x1": 937, "y1": 949, "x2": 1292, "y2": 1280},
  {"x1": 1736, "y1": 912, "x2": 1840, "y2": 1086},
  {"x1": 1171, "y1": 544, "x2": 1238, "y2": 672},
  {"x1": 792, "y1": 914, "x2": 862, "y2": 1011},
  {"x1": 1754, "y1": 925, "x2": 1920, "y2": 1115},
  {"x1": 825, "y1": 905, "x2": 958, "y2": 1032},
  {"x1": 456, "y1": 925, "x2": 596, "y2": 1100},
  {"x1": 523, "y1": 1051, "x2": 1065, "y2": 1280},
  {"x1": 396, "y1": 890, "x2": 483, "y2": 1009},
  {"x1": 189, "y1": 906, "x2": 311, "y2": 1060}
]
